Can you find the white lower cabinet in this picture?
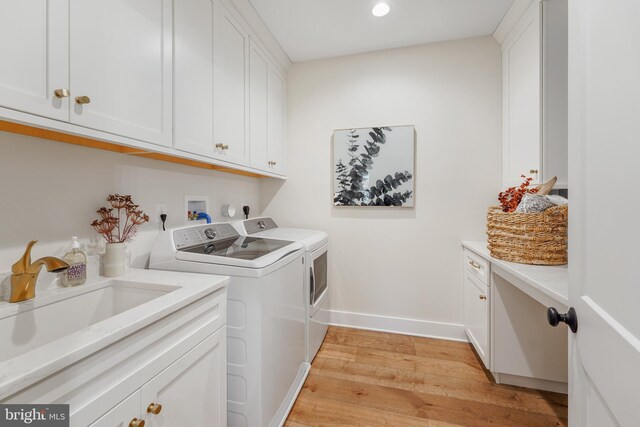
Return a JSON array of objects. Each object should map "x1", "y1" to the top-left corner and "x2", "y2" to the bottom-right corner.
[
  {"x1": 89, "y1": 391, "x2": 142, "y2": 427},
  {"x1": 140, "y1": 328, "x2": 226, "y2": 427},
  {"x1": 465, "y1": 273, "x2": 489, "y2": 366},
  {"x1": 463, "y1": 249, "x2": 491, "y2": 369},
  {"x1": 90, "y1": 328, "x2": 226, "y2": 427},
  {"x1": 463, "y1": 248, "x2": 490, "y2": 368}
]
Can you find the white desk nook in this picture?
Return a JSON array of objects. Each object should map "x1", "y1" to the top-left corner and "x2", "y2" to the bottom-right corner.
[{"x1": 462, "y1": 241, "x2": 568, "y2": 394}]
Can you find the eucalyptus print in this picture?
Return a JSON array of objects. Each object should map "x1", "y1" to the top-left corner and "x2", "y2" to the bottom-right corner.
[{"x1": 334, "y1": 126, "x2": 414, "y2": 207}]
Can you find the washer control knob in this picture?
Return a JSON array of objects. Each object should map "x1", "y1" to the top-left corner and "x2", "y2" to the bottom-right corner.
[
  {"x1": 204, "y1": 228, "x2": 217, "y2": 239},
  {"x1": 257, "y1": 220, "x2": 266, "y2": 229}
]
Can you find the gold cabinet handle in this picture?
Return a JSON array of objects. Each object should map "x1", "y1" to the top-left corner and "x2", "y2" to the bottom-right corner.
[
  {"x1": 75, "y1": 96, "x2": 91, "y2": 105},
  {"x1": 479, "y1": 295, "x2": 487, "y2": 300},
  {"x1": 529, "y1": 169, "x2": 539, "y2": 174},
  {"x1": 147, "y1": 403, "x2": 162, "y2": 415},
  {"x1": 468, "y1": 260, "x2": 481, "y2": 269},
  {"x1": 129, "y1": 418, "x2": 145, "y2": 427},
  {"x1": 54, "y1": 88, "x2": 70, "y2": 98}
]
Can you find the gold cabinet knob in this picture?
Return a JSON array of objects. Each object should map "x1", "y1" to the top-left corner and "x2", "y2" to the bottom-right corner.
[
  {"x1": 75, "y1": 96, "x2": 91, "y2": 105},
  {"x1": 147, "y1": 403, "x2": 162, "y2": 415},
  {"x1": 129, "y1": 418, "x2": 145, "y2": 427},
  {"x1": 270, "y1": 161, "x2": 277, "y2": 166},
  {"x1": 479, "y1": 295, "x2": 487, "y2": 300},
  {"x1": 53, "y1": 88, "x2": 70, "y2": 98},
  {"x1": 215, "y1": 143, "x2": 229, "y2": 150},
  {"x1": 529, "y1": 169, "x2": 539, "y2": 174},
  {"x1": 222, "y1": 144, "x2": 229, "y2": 150}
]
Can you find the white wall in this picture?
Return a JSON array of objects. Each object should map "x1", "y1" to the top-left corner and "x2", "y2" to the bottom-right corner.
[
  {"x1": 261, "y1": 36, "x2": 502, "y2": 339},
  {"x1": 0, "y1": 132, "x2": 260, "y2": 290}
]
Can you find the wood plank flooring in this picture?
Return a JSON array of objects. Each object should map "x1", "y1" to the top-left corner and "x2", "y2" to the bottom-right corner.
[{"x1": 285, "y1": 326, "x2": 567, "y2": 426}]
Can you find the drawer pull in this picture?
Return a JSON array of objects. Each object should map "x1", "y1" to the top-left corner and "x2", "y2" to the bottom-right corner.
[
  {"x1": 479, "y1": 295, "x2": 487, "y2": 300},
  {"x1": 75, "y1": 95, "x2": 91, "y2": 105},
  {"x1": 468, "y1": 260, "x2": 481, "y2": 269},
  {"x1": 147, "y1": 403, "x2": 162, "y2": 415},
  {"x1": 54, "y1": 88, "x2": 70, "y2": 98},
  {"x1": 129, "y1": 419, "x2": 145, "y2": 427}
]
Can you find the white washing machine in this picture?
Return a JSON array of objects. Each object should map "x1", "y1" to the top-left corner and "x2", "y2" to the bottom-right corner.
[
  {"x1": 149, "y1": 222, "x2": 308, "y2": 427},
  {"x1": 232, "y1": 217, "x2": 329, "y2": 363}
]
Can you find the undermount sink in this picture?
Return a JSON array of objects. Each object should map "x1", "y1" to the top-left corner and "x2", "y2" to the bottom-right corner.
[{"x1": 0, "y1": 280, "x2": 178, "y2": 362}]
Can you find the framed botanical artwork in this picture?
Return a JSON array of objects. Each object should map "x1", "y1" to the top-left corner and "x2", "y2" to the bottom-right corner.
[{"x1": 333, "y1": 125, "x2": 415, "y2": 207}]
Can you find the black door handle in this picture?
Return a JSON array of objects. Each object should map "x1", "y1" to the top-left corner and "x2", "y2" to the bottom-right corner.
[{"x1": 547, "y1": 307, "x2": 578, "y2": 333}]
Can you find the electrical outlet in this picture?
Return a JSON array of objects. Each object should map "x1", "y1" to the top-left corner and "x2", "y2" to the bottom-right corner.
[{"x1": 155, "y1": 203, "x2": 167, "y2": 224}]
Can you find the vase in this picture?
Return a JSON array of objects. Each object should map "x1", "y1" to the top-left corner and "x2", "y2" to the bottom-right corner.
[{"x1": 104, "y1": 242, "x2": 126, "y2": 277}]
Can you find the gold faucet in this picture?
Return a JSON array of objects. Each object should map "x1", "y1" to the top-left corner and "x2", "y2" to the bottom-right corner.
[{"x1": 9, "y1": 240, "x2": 69, "y2": 303}]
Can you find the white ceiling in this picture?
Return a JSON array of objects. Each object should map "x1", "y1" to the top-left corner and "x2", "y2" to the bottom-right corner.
[{"x1": 249, "y1": 0, "x2": 515, "y2": 62}]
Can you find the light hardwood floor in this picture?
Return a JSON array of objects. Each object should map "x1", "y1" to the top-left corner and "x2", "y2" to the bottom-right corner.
[{"x1": 285, "y1": 326, "x2": 568, "y2": 426}]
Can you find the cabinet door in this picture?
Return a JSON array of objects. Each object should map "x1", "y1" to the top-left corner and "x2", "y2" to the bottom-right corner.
[
  {"x1": 89, "y1": 391, "x2": 142, "y2": 427},
  {"x1": 0, "y1": 0, "x2": 69, "y2": 120},
  {"x1": 69, "y1": 0, "x2": 172, "y2": 146},
  {"x1": 465, "y1": 272, "x2": 489, "y2": 367},
  {"x1": 140, "y1": 328, "x2": 227, "y2": 427},
  {"x1": 502, "y1": 1, "x2": 541, "y2": 187},
  {"x1": 173, "y1": 0, "x2": 215, "y2": 157},
  {"x1": 249, "y1": 40, "x2": 270, "y2": 170},
  {"x1": 213, "y1": 2, "x2": 249, "y2": 164},
  {"x1": 267, "y1": 65, "x2": 286, "y2": 175}
]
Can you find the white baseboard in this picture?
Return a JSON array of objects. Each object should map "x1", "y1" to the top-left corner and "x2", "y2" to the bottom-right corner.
[
  {"x1": 328, "y1": 309, "x2": 467, "y2": 342},
  {"x1": 493, "y1": 372, "x2": 568, "y2": 394}
]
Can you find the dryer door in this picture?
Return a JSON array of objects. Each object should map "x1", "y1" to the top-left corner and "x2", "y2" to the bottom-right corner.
[{"x1": 309, "y1": 246, "x2": 328, "y2": 317}]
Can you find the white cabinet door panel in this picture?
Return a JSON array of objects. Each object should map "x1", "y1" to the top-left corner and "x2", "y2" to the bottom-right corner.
[
  {"x1": 249, "y1": 41, "x2": 269, "y2": 170},
  {"x1": 0, "y1": 0, "x2": 69, "y2": 120},
  {"x1": 267, "y1": 65, "x2": 285, "y2": 175},
  {"x1": 140, "y1": 328, "x2": 226, "y2": 427},
  {"x1": 465, "y1": 272, "x2": 489, "y2": 367},
  {"x1": 502, "y1": 2, "x2": 541, "y2": 187},
  {"x1": 174, "y1": 0, "x2": 215, "y2": 157},
  {"x1": 88, "y1": 391, "x2": 141, "y2": 427},
  {"x1": 69, "y1": 0, "x2": 172, "y2": 146},
  {"x1": 213, "y1": 2, "x2": 248, "y2": 164}
]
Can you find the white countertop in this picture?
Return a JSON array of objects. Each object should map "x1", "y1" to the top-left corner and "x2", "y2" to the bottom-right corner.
[
  {"x1": 0, "y1": 268, "x2": 228, "y2": 400},
  {"x1": 462, "y1": 241, "x2": 568, "y2": 307}
]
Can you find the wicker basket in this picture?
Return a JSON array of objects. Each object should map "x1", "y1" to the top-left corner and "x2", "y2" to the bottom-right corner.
[{"x1": 486, "y1": 205, "x2": 568, "y2": 265}]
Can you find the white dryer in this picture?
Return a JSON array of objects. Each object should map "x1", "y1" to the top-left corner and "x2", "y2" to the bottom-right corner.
[
  {"x1": 232, "y1": 217, "x2": 329, "y2": 363},
  {"x1": 149, "y1": 222, "x2": 308, "y2": 427}
]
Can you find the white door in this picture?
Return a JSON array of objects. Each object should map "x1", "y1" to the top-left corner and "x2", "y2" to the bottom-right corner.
[
  {"x1": 566, "y1": 1, "x2": 640, "y2": 425},
  {"x1": 69, "y1": 0, "x2": 172, "y2": 146},
  {"x1": 267, "y1": 64, "x2": 286, "y2": 175},
  {"x1": 88, "y1": 391, "x2": 142, "y2": 427},
  {"x1": 140, "y1": 328, "x2": 227, "y2": 427},
  {"x1": 502, "y1": 1, "x2": 541, "y2": 187},
  {"x1": 249, "y1": 40, "x2": 270, "y2": 170},
  {"x1": 213, "y1": 1, "x2": 249, "y2": 165},
  {"x1": 0, "y1": 0, "x2": 69, "y2": 120},
  {"x1": 173, "y1": 0, "x2": 216, "y2": 157}
]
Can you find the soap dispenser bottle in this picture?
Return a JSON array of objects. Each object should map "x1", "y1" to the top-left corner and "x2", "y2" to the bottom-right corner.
[{"x1": 62, "y1": 236, "x2": 87, "y2": 286}]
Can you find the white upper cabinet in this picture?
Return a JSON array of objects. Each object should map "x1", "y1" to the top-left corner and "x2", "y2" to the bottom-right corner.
[
  {"x1": 0, "y1": 0, "x2": 69, "y2": 121},
  {"x1": 267, "y1": 64, "x2": 286, "y2": 175},
  {"x1": 249, "y1": 41, "x2": 270, "y2": 170},
  {"x1": 69, "y1": 0, "x2": 173, "y2": 147},
  {"x1": 499, "y1": 0, "x2": 567, "y2": 189},
  {"x1": 213, "y1": 2, "x2": 249, "y2": 165},
  {"x1": 501, "y1": 2, "x2": 541, "y2": 187},
  {"x1": 249, "y1": 40, "x2": 286, "y2": 175},
  {"x1": 173, "y1": 0, "x2": 216, "y2": 157}
]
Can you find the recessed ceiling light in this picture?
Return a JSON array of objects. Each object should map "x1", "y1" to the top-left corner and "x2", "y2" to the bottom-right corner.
[{"x1": 371, "y1": 2, "x2": 390, "y2": 17}]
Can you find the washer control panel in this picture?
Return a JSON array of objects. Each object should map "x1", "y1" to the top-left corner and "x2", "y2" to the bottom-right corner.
[
  {"x1": 244, "y1": 217, "x2": 278, "y2": 234},
  {"x1": 173, "y1": 223, "x2": 239, "y2": 249}
]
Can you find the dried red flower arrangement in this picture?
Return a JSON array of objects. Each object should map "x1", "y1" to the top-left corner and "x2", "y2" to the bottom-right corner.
[
  {"x1": 91, "y1": 194, "x2": 149, "y2": 243},
  {"x1": 498, "y1": 175, "x2": 538, "y2": 212}
]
